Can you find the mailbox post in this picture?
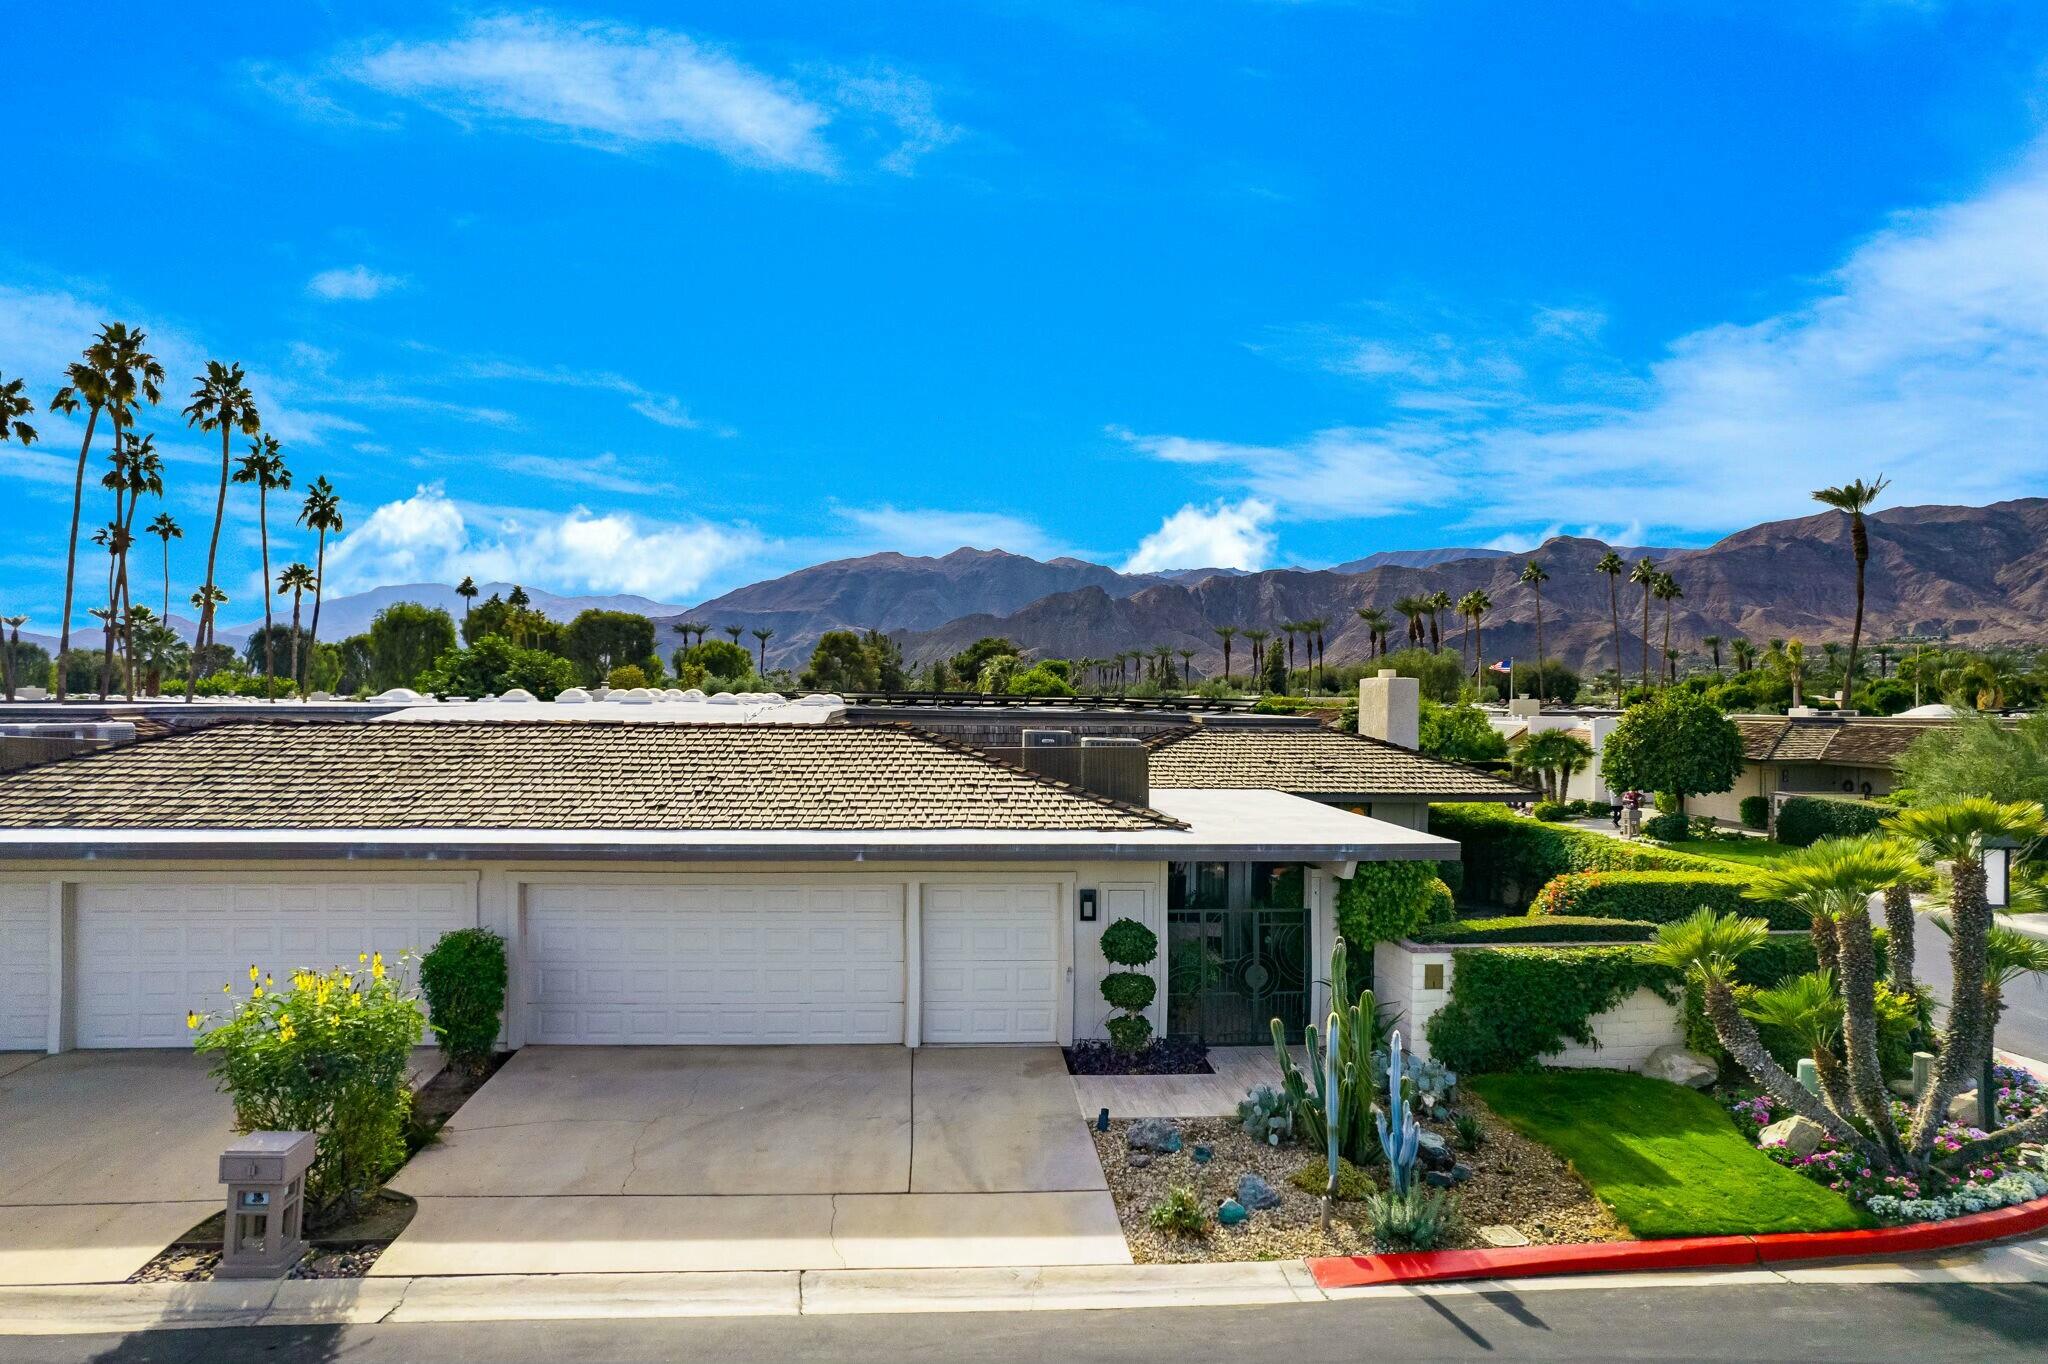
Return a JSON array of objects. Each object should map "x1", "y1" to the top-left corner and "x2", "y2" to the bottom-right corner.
[{"x1": 217, "y1": 1131, "x2": 316, "y2": 1279}]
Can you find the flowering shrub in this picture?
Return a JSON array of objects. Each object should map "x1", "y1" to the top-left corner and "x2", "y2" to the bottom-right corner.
[
  {"x1": 1866, "y1": 1173, "x2": 2048, "y2": 1224},
  {"x1": 192, "y1": 954, "x2": 425, "y2": 1216}
]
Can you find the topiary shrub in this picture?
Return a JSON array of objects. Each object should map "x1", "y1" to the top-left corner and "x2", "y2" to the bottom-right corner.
[
  {"x1": 1739, "y1": 795, "x2": 1770, "y2": 830},
  {"x1": 1427, "y1": 803, "x2": 1729, "y2": 908},
  {"x1": 1335, "y1": 860, "x2": 1457, "y2": 946},
  {"x1": 1529, "y1": 869, "x2": 1808, "y2": 932},
  {"x1": 1099, "y1": 917, "x2": 1159, "y2": 1053},
  {"x1": 418, "y1": 928, "x2": 508, "y2": 1076},
  {"x1": 1423, "y1": 943, "x2": 1679, "y2": 1075},
  {"x1": 1773, "y1": 794, "x2": 1887, "y2": 847},
  {"x1": 1642, "y1": 811, "x2": 1690, "y2": 842}
]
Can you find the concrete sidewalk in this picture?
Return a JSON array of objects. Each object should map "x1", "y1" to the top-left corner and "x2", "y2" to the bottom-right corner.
[{"x1": 3, "y1": 1236, "x2": 2046, "y2": 1337}]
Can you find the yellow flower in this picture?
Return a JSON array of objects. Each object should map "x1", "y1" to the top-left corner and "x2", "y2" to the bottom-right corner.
[
  {"x1": 359, "y1": 952, "x2": 368, "y2": 964},
  {"x1": 249, "y1": 964, "x2": 259, "y2": 983},
  {"x1": 186, "y1": 1012, "x2": 202, "y2": 1030},
  {"x1": 349, "y1": 993, "x2": 362, "y2": 1008},
  {"x1": 251, "y1": 985, "x2": 263, "y2": 999},
  {"x1": 265, "y1": 975, "x2": 274, "y2": 990},
  {"x1": 372, "y1": 952, "x2": 386, "y2": 981},
  {"x1": 222, "y1": 983, "x2": 231, "y2": 994},
  {"x1": 277, "y1": 1020, "x2": 295, "y2": 1043}
]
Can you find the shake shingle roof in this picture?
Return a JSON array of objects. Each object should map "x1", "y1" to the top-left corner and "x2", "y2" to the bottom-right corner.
[
  {"x1": 1735, "y1": 716, "x2": 1962, "y2": 767},
  {"x1": 1144, "y1": 724, "x2": 1532, "y2": 801},
  {"x1": 0, "y1": 721, "x2": 1184, "y2": 832}
]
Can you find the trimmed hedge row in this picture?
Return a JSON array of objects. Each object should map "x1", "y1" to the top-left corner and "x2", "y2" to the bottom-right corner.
[
  {"x1": 1530, "y1": 870, "x2": 1809, "y2": 932},
  {"x1": 1335, "y1": 860, "x2": 1456, "y2": 947},
  {"x1": 1428, "y1": 803, "x2": 1729, "y2": 908},
  {"x1": 1423, "y1": 944, "x2": 1678, "y2": 1076},
  {"x1": 1774, "y1": 794, "x2": 1888, "y2": 848},
  {"x1": 1407, "y1": 915, "x2": 1658, "y2": 945}
]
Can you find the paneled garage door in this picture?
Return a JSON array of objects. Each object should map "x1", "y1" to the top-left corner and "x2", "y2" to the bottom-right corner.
[
  {"x1": 75, "y1": 881, "x2": 474, "y2": 1048},
  {"x1": 1, "y1": 884, "x2": 49, "y2": 1051},
  {"x1": 922, "y1": 883, "x2": 1060, "y2": 1044},
  {"x1": 524, "y1": 881, "x2": 906, "y2": 1044}
]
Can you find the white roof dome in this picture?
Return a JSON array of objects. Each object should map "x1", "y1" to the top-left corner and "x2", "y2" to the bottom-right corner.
[
  {"x1": 497, "y1": 688, "x2": 536, "y2": 703},
  {"x1": 707, "y1": 691, "x2": 739, "y2": 706},
  {"x1": 554, "y1": 688, "x2": 591, "y2": 704},
  {"x1": 679, "y1": 688, "x2": 707, "y2": 702},
  {"x1": 1896, "y1": 702, "x2": 1962, "y2": 718},
  {"x1": 372, "y1": 688, "x2": 422, "y2": 702}
]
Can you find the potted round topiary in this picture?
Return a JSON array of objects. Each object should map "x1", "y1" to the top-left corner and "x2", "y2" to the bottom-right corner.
[{"x1": 1099, "y1": 917, "x2": 1158, "y2": 1053}]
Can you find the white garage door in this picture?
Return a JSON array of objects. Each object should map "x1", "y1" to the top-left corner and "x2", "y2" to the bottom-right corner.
[
  {"x1": 76, "y1": 881, "x2": 474, "y2": 1048},
  {"x1": 1, "y1": 884, "x2": 49, "y2": 1051},
  {"x1": 922, "y1": 883, "x2": 1060, "y2": 1044},
  {"x1": 525, "y1": 880, "x2": 905, "y2": 1044}
]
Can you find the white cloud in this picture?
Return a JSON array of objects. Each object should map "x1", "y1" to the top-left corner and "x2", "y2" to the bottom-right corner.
[
  {"x1": 460, "y1": 359, "x2": 720, "y2": 433},
  {"x1": 1109, "y1": 424, "x2": 1458, "y2": 521},
  {"x1": 344, "y1": 15, "x2": 834, "y2": 171},
  {"x1": 496, "y1": 450, "x2": 672, "y2": 496},
  {"x1": 322, "y1": 483, "x2": 762, "y2": 599},
  {"x1": 832, "y1": 504, "x2": 1058, "y2": 557},
  {"x1": 307, "y1": 266, "x2": 405, "y2": 301},
  {"x1": 826, "y1": 65, "x2": 962, "y2": 175},
  {"x1": 1122, "y1": 499, "x2": 1277, "y2": 574}
]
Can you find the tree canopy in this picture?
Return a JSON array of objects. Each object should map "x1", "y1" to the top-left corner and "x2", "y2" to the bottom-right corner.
[
  {"x1": 1894, "y1": 711, "x2": 2048, "y2": 808},
  {"x1": 948, "y1": 636, "x2": 1018, "y2": 681},
  {"x1": 366, "y1": 602, "x2": 458, "y2": 691},
  {"x1": 1418, "y1": 699, "x2": 1507, "y2": 762},
  {"x1": 418, "y1": 635, "x2": 580, "y2": 700},
  {"x1": 560, "y1": 609, "x2": 658, "y2": 685},
  {"x1": 1602, "y1": 689, "x2": 1745, "y2": 808},
  {"x1": 799, "y1": 630, "x2": 881, "y2": 693}
]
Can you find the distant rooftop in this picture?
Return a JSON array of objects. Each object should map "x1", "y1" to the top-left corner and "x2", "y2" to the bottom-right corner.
[{"x1": 1144, "y1": 723, "x2": 1532, "y2": 802}]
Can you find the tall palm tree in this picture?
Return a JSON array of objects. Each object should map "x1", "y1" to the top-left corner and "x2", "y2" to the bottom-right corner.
[
  {"x1": 1242, "y1": 628, "x2": 1269, "y2": 682},
  {"x1": 1356, "y1": 607, "x2": 1389, "y2": 660},
  {"x1": 86, "y1": 602, "x2": 118, "y2": 700},
  {"x1": 1654, "y1": 571, "x2": 1682, "y2": 682},
  {"x1": 182, "y1": 361, "x2": 261, "y2": 700},
  {"x1": 276, "y1": 563, "x2": 318, "y2": 695},
  {"x1": 145, "y1": 512, "x2": 181, "y2": 620},
  {"x1": 724, "y1": 625, "x2": 744, "y2": 644},
  {"x1": 506, "y1": 584, "x2": 530, "y2": 610},
  {"x1": 1702, "y1": 635, "x2": 1723, "y2": 676},
  {"x1": 751, "y1": 627, "x2": 773, "y2": 673},
  {"x1": 47, "y1": 327, "x2": 118, "y2": 702},
  {"x1": 1628, "y1": 557, "x2": 1658, "y2": 692},
  {"x1": 1, "y1": 615, "x2": 26, "y2": 701},
  {"x1": 456, "y1": 574, "x2": 478, "y2": 627},
  {"x1": 189, "y1": 586, "x2": 227, "y2": 660},
  {"x1": 1456, "y1": 589, "x2": 1491, "y2": 689},
  {"x1": 1426, "y1": 589, "x2": 1451, "y2": 654},
  {"x1": 1212, "y1": 625, "x2": 1237, "y2": 683},
  {"x1": 1520, "y1": 559, "x2": 1549, "y2": 701},
  {"x1": 1812, "y1": 476, "x2": 1890, "y2": 704},
  {"x1": 103, "y1": 432, "x2": 163, "y2": 697},
  {"x1": 1177, "y1": 647, "x2": 1196, "y2": 686},
  {"x1": 1782, "y1": 639, "x2": 1807, "y2": 708},
  {"x1": 1392, "y1": 594, "x2": 1425, "y2": 649},
  {"x1": 1594, "y1": 550, "x2": 1625, "y2": 689},
  {"x1": 297, "y1": 478, "x2": 343, "y2": 696},
  {"x1": 1730, "y1": 638, "x2": 1757, "y2": 672},
  {"x1": 0, "y1": 373, "x2": 36, "y2": 449},
  {"x1": 232, "y1": 434, "x2": 292, "y2": 699}
]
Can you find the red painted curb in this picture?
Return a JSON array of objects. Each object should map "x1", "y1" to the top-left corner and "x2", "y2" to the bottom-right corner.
[{"x1": 1307, "y1": 1197, "x2": 2048, "y2": 1290}]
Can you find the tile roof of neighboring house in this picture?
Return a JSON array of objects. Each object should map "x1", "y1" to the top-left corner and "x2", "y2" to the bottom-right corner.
[
  {"x1": 1735, "y1": 716, "x2": 1960, "y2": 767},
  {"x1": 1144, "y1": 723, "x2": 1533, "y2": 801},
  {"x1": 0, "y1": 721, "x2": 1183, "y2": 832}
]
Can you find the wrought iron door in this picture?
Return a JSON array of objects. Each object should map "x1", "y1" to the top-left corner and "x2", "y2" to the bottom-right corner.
[{"x1": 1166, "y1": 906, "x2": 1308, "y2": 1045}]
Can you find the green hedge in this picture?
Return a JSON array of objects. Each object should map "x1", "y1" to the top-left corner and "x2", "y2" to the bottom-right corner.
[
  {"x1": 1335, "y1": 860, "x2": 1455, "y2": 946},
  {"x1": 1408, "y1": 915, "x2": 1658, "y2": 945},
  {"x1": 1738, "y1": 795, "x2": 1771, "y2": 830},
  {"x1": 1774, "y1": 795, "x2": 1888, "y2": 847},
  {"x1": 1428, "y1": 803, "x2": 1729, "y2": 909},
  {"x1": 1529, "y1": 870, "x2": 1808, "y2": 932},
  {"x1": 1424, "y1": 944, "x2": 1678, "y2": 1075}
]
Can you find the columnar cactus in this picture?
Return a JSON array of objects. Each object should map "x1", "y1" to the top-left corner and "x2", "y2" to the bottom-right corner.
[
  {"x1": 1375, "y1": 1029, "x2": 1422, "y2": 1196},
  {"x1": 1270, "y1": 937, "x2": 1382, "y2": 1167}
]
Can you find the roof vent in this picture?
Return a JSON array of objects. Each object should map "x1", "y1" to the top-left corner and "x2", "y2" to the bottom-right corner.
[
  {"x1": 372, "y1": 687, "x2": 422, "y2": 703},
  {"x1": 499, "y1": 689, "x2": 536, "y2": 703},
  {"x1": 680, "y1": 688, "x2": 707, "y2": 702},
  {"x1": 556, "y1": 688, "x2": 591, "y2": 704},
  {"x1": 1080, "y1": 736, "x2": 1149, "y2": 807}
]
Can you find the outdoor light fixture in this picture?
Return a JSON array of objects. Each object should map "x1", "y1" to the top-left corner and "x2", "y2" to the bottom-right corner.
[
  {"x1": 1983, "y1": 836, "x2": 2016, "y2": 910},
  {"x1": 1078, "y1": 888, "x2": 1098, "y2": 922}
]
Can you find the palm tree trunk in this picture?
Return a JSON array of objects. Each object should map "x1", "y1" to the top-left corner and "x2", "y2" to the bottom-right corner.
[
  {"x1": 1909, "y1": 856, "x2": 1992, "y2": 1153},
  {"x1": 1607, "y1": 578, "x2": 1622, "y2": 687},
  {"x1": 1662, "y1": 600, "x2": 1673, "y2": 682},
  {"x1": 1845, "y1": 514, "x2": 1867, "y2": 704},
  {"x1": 58, "y1": 406, "x2": 103, "y2": 702},
  {"x1": 289, "y1": 590, "x2": 303, "y2": 696},
  {"x1": 306, "y1": 529, "x2": 328, "y2": 700},
  {"x1": 258, "y1": 487, "x2": 273, "y2": 700},
  {"x1": 1882, "y1": 884, "x2": 1916, "y2": 992},
  {"x1": 161, "y1": 537, "x2": 171, "y2": 622},
  {"x1": 1810, "y1": 1047, "x2": 1857, "y2": 1128},
  {"x1": 1640, "y1": 586, "x2": 1652, "y2": 692},
  {"x1": 188, "y1": 428, "x2": 231, "y2": 701},
  {"x1": 1810, "y1": 913, "x2": 1839, "y2": 976},
  {"x1": 1835, "y1": 899, "x2": 1906, "y2": 1161},
  {"x1": 1533, "y1": 592, "x2": 1546, "y2": 701},
  {"x1": 1702, "y1": 978, "x2": 1871, "y2": 1152}
]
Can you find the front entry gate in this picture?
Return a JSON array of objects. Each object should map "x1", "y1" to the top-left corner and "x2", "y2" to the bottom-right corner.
[{"x1": 1166, "y1": 905, "x2": 1308, "y2": 1045}]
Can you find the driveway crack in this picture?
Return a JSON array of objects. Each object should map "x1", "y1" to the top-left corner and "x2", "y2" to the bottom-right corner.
[{"x1": 825, "y1": 1192, "x2": 849, "y2": 1269}]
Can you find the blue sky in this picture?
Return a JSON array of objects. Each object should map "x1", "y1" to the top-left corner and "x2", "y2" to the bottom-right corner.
[{"x1": 4, "y1": 1, "x2": 2048, "y2": 625}]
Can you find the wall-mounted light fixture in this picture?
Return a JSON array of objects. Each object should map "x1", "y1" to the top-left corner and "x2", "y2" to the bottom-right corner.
[{"x1": 1078, "y1": 888, "x2": 1098, "y2": 922}]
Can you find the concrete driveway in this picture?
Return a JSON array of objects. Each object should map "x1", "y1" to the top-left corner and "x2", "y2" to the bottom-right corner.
[
  {"x1": 379, "y1": 1045, "x2": 1125, "y2": 1275},
  {"x1": 0, "y1": 1052, "x2": 231, "y2": 1286}
]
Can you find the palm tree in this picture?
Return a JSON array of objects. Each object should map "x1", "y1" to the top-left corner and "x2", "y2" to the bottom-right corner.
[
  {"x1": 1426, "y1": 589, "x2": 1451, "y2": 654},
  {"x1": 86, "y1": 603, "x2": 118, "y2": 700},
  {"x1": 724, "y1": 625, "x2": 744, "y2": 644},
  {"x1": 1595, "y1": 550, "x2": 1625, "y2": 689},
  {"x1": 47, "y1": 327, "x2": 117, "y2": 702},
  {"x1": 751, "y1": 627, "x2": 773, "y2": 673},
  {"x1": 297, "y1": 477, "x2": 343, "y2": 697},
  {"x1": 1392, "y1": 594, "x2": 1426, "y2": 649},
  {"x1": 0, "y1": 373, "x2": 35, "y2": 449},
  {"x1": 182, "y1": 361, "x2": 261, "y2": 700},
  {"x1": 1930, "y1": 914, "x2": 2048, "y2": 1128},
  {"x1": 506, "y1": 584, "x2": 531, "y2": 610},
  {"x1": 232, "y1": 435, "x2": 292, "y2": 699},
  {"x1": 1628, "y1": 557, "x2": 1658, "y2": 692},
  {"x1": 1242, "y1": 629, "x2": 1269, "y2": 683},
  {"x1": 1456, "y1": 589, "x2": 1492, "y2": 690},
  {"x1": 1782, "y1": 639, "x2": 1807, "y2": 708},
  {"x1": 1873, "y1": 644, "x2": 1893, "y2": 678},
  {"x1": 1701, "y1": 635, "x2": 1722, "y2": 676},
  {"x1": 189, "y1": 586, "x2": 227, "y2": 656},
  {"x1": 277, "y1": 563, "x2": 317, "y2": 695},
  {"x1": 1212, "y1": 625, "x2": 1237, "y2": 683},
  {"x1": 456, "y1": 574, "x2": 478, "y2": 627},
  {"x1": 1356, "y1": 607, "x2": 1390, "y2": 660},
  {"x1": 1303, "y1": 617, "x2": 1329, "y2": 685},
  {"x1": 1520, "y1": 559, "x2": 1549, "y2": 701},
  {"x1": 145, "y1": 512, "x2": 182, "y2": 620},
  {"x1": 1, "y1": 615, "x2": 26, "y2": 701},
  {"x1": 1812, "y1": 476, "x2": 1891, "y2": 704},
  {"x1": 1743, "y1": 970, "x2": 1855, "y2": 1119},
  {"x1": 1730, "y1": 638, "x2": 1757, "y2": 672},
  {"x1": 1178, "y1": 647, "x2": 1196, "y2": 686},
  {"x1": 1654, "y1": 572, "x2": 1682, "y2": 682},
  {"x1": 103, "y1": 431, "x2": 163, "y2": 697}
]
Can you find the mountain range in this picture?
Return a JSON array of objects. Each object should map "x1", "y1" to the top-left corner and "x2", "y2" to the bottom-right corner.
[{"x1": 17, "y1": 499, "x2": 2044, "y2": 675}]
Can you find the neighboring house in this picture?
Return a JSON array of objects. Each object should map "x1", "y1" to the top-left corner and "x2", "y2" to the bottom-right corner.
[
  {"x1": 1485, "y1": 701, "x2": 1625, "y2": 805},
  {"x1": 0, "y1": 702, "x2": 1458, "y2": 1055},
  {"x1": 1689, "y1": 706, "x2": 1976, "y2": 825}
]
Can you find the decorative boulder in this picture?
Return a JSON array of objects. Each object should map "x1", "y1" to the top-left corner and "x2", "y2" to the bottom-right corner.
[
  {"x1": 1948, "y1": 1091, "x2": 1982, "y2": 1124},
  {"x1": 1217, "y1": 1199, "x2": 1249, "y2": 1227},
  {"x1": 1128, "y1": 1118, "x2": 1183, "y2": 1154},
  {"x1": 1758, "y1": 1115, "x2": 1825, "y2": 1158},
  {"x1": 1642, "y1": 1045, "x2": 1718, "y2": 1090},
  {"x1": 1415, "y1": 1130, "x2": 1456, "y2": 1172},
  {"x1": 1236, "y1": 1173, "x2": 1281, "y2": 1211}
]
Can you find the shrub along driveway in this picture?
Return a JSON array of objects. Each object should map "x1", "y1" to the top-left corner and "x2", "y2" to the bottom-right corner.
[
  {"x1": 377, "y1": 1045, "x2": 1126, "y2": 1275},
  {"x1": 1470, "y1": 1070, "x2": 1869, "y2": 1238}
]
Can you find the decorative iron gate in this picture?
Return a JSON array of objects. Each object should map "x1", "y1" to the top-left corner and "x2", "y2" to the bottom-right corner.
[{"x1": 1166, "y1": 906, "x2": 1308, "y2": 1045}]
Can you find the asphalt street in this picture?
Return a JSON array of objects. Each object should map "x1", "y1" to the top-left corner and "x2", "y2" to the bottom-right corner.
[
  {"x1": 6, "y1": 1282, "x2": 2045, "y2": 1364},
  {"x1": 1912, "y1": 913, "x2": 2048, "y2": 1064}
]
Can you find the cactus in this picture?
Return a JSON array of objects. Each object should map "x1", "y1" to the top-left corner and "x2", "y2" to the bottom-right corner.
[
  {"x1": 1374, "y1": 1029, "x2": 1422, "y2": 1196},
  {"x1": 1270, "y1": 937, "x2": 1384, "y2": 1167}
]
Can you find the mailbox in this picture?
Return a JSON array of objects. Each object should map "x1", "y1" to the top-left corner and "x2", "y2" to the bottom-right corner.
[{"x1": 217, "y1": 1131, "x2": 316, "y2": 1279}]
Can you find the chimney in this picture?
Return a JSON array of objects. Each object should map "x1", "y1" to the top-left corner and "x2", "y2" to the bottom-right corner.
[
  {"x1": 1508, "y1": 695, "x2": 1543, "y2": 718},
  {"x1": 1358, "y1": 668, "x2": 1419, "y2": 749},
  {"x1": 1011, "y1": 729, "x2": 1150, "y2": 806}
]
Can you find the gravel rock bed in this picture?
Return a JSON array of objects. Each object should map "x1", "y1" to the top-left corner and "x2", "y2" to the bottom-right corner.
[
  {"x1": 1092, "y1": 1095, "x2": 1624, "y2": 1263},
  {"x1": 129, "y1": 1243, "x2": 388, "y2": 1282}
]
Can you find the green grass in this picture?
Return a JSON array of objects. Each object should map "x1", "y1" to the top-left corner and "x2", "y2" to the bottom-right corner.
[
  {"x1": 1656, "y1": 837, "x2": 1802, "y2": 870},
  {"x1": 1469, "y1": 1070, "x2": 1871, "y2": 1238}
]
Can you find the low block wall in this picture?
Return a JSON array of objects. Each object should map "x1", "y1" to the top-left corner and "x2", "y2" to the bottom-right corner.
[{"x1": 1374, "y1": 938, "x2": 1684, "y2": 1071}]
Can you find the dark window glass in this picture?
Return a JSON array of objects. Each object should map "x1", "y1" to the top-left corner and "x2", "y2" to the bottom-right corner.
[{"x1": 1250, "y1": 862, "x2": 1306, "y2": 908}]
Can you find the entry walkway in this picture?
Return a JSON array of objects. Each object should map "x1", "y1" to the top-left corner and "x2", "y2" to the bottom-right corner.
[{"x1": 1070, "y1": 1046, "x2": 1289, "y2": 1120}]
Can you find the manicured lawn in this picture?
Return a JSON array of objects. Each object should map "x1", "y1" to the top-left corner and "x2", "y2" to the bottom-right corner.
[
  {"x1": 1468, "y1": 1070, "x2": 1871, "y2": 1238},
  {"x1": 1657, "y1": 837, "x2": 1802, "y2": 870}
]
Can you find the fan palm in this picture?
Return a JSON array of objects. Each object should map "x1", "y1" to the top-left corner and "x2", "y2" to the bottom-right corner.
[
  {"x1": 1812, "y1": 476, "x2": 1890, "y2": 703},
  {"x1": 145, "y1": 512, "x2": 182, "y2": 620},
  {"x1": 1177, "y1": 647, "x2": 1196, "y2": 686},
  {"x1": 103, "y1": 432, "x2": 163, "y2": 697},
  {"x1": 1355, "y1": 607, "x2": 1389, "y2": 660},
  {"x1": 1, "y1": 615, "x2": 27, "y2": 701},
  {"x1": 0, "y1": 373, "x2": 36, "y2": 447},
  {"x1": 1392, "y1": 594, "x2": 1426, "y2": 649},
  {"x1": 182, "y1": 361, "x2": 262, "y2": 699},
  {"x1": 1242, "y1": 628, "x2": 1270, "y2": 683},
  {"x1": 724, "y1": 625, "x2": 744, "y2": 644},
  {"x1": 1212, "y1": 625, "x2": 1237, "y2": 683},
  {"x1": 1594, "y1": 550, "x2": 1624, "y2": 687},
  {"x1": 297, "y1": 478, "x2": 343, "y2": 698},
  {"x1": 1743, "y1": 970, "x2": 1853, "y2": 1118},
  {"x1": 1520, "y1": 559, "x2": 1549, "y2": 701},
  {"x1": 751, "y1": 627, "x2": 773, "y2": 673},
  {"x1": 277, "y1": 563, "x2": 318, "y2": 696},
  {"x1": 1425, "y1": 590, "x2": 1451, "y2": 654},
  {"x1": 1456, "y1": 589, "x2": 1491, "y2": 689},
  {"x1": 233, "y1": 435, "x2": 292, "y2": 699},
  {"x1": 47, "y1": 327, "x2": 118, "y2": 701},
  {"x1": 1628, "y1": 557, "x2": 1658, "y2": 692},
  {"x1": 1730, "y1": 638, "x2": 1757, "y2": 672},
  {"x1": 1781, "y1": 639, "x2": 1807, "y2": 708},
  {"x1": 1702, "y1": 635, "x2": 1723, "y2": 676},
  {"x1": 456, "y1": 574, "x2": 478, "y2": 626}
]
